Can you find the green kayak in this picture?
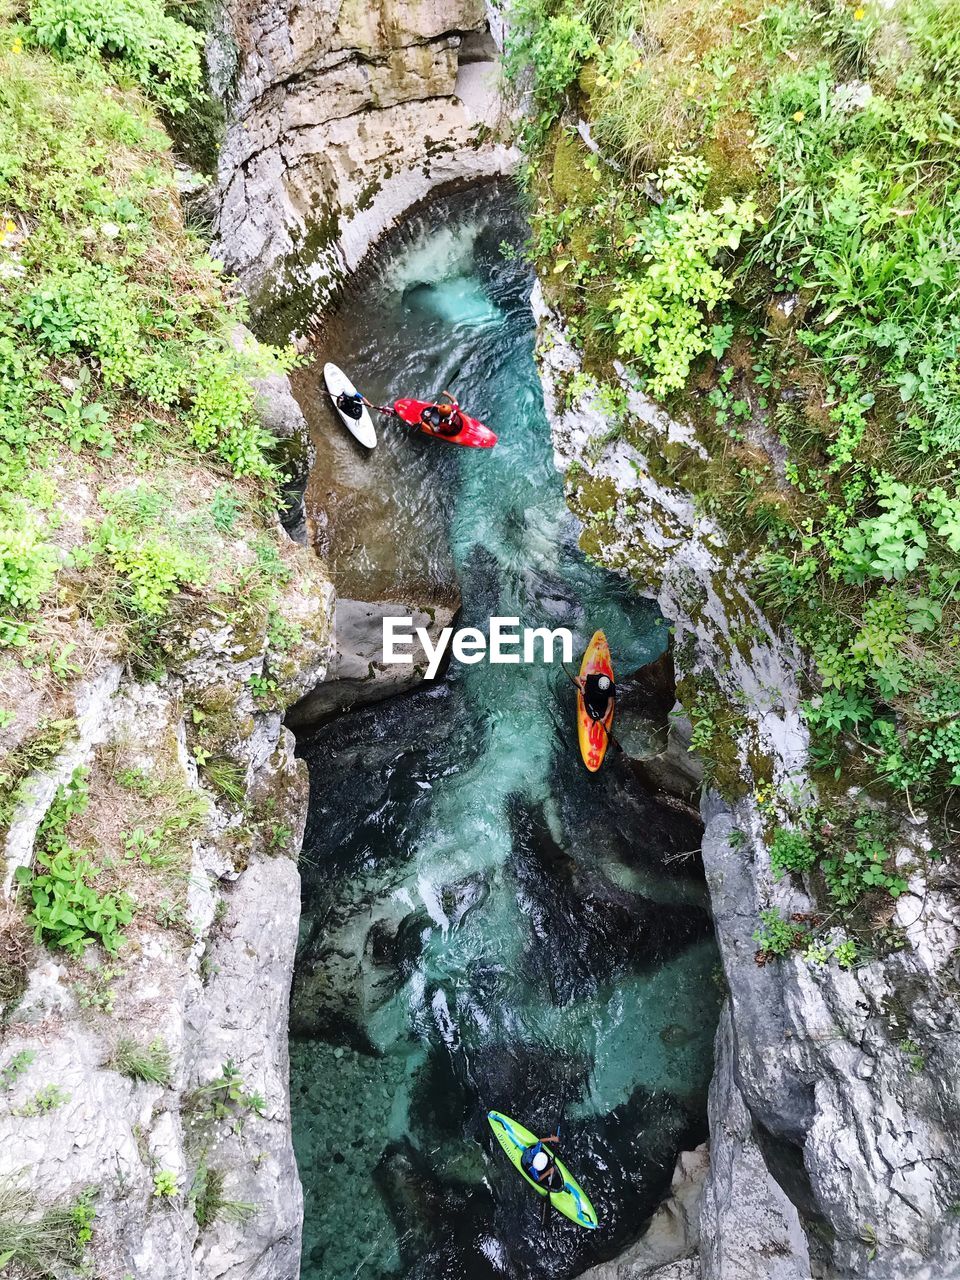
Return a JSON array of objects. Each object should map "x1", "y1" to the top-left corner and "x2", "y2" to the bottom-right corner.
[{"x1": 487, "y1": 1110, "x2": 599, "y2": 1230}]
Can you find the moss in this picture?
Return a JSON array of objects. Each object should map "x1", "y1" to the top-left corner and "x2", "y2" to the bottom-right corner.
[
  {"x1": 355, "y1": 179, "x2": 382, "y2": 212},
  {"x1": 675, "y1": 671, "x2": 750, "y2": 799},
  {"x1": 0, "y1": 717, "x2": 77, "y2": 837},
  {"x1": 550, "y1": 130, "x2": 599, "y2": 208},
  {"x1": 576, "y1": 475, "x2": 618, "y2": 515},
  {"x1": 253, "y1": 210, "x2": 342, "y2": 341}
]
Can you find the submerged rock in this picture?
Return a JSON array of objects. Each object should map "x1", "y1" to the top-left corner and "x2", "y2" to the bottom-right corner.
[{"x1": 508, "y1": 798, "x2": 711, "y2": 1005}]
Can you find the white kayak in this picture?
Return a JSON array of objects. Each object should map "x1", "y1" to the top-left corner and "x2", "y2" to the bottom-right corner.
[{"x1": 323, "y1": 362, "x2": 376, "y2": 449}]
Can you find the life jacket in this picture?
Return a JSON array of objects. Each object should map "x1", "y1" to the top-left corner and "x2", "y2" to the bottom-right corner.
[{"x1": 521, "y1": 1141, "x2": 560, "y2": 1188}]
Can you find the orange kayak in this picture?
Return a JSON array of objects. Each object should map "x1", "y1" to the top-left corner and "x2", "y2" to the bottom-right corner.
[{"x1": 577, "y1": 630, "x2": 615, "y2": 772}]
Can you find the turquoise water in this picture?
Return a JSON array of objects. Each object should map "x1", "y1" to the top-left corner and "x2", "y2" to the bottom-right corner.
[{"x1": 290, "y1": 185, "x2": 720, "y2": 1279}]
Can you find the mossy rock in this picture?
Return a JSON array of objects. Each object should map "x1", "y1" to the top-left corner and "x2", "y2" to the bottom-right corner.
[
  {"x1": 550, "y1": 130, "x2": 599, "y2": 208},
  {"x1": 577, "y1": 475, "x2": 619, "y2": 515}
]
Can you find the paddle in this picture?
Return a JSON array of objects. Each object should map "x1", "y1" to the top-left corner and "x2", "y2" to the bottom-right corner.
[
  {"x1": 560, "y1": 662, "x2": 624, "y2": 756},
  {"x1": 540, "y1": 1090, "x2": 568, "y2": 1231},
  {"x1": 362, "y1": 396, "x2": 398, "y2": 417}
]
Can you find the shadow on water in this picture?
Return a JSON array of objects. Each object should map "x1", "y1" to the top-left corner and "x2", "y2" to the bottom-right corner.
[{"x1": 289, "y1": 183, "x2": 721, "y2": 1279}]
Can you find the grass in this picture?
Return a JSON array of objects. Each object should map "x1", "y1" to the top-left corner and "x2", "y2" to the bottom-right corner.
[
  {"x1": 0, "y1": 1181, "x2": 93, "y2": 1275},
  {"x1": 189, "y1": 1162, "x2": 257, "y2": 1230},
  {"x1": 110, "y1": 1035, "x2": 171, "y2": 1085}
]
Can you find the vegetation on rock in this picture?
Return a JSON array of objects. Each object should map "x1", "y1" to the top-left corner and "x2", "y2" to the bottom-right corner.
[{"x1": 507, "y1": 0, "x2": 960, "y2": 953}]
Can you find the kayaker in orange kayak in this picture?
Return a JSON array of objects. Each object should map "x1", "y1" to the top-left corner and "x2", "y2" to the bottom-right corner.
[{"x1": 577, "y1": 672, "x2": 616, "y2": 722}]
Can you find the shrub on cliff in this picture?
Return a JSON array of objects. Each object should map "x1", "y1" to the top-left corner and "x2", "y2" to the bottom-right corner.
[{"x1": 27, "y1": 0, "x2": 202, "y2": 113}]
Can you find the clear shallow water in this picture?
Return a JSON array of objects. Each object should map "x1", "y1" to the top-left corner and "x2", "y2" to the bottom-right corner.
[{"x1": 290, "y1": 185, "x2": 720, "y2": 1280}]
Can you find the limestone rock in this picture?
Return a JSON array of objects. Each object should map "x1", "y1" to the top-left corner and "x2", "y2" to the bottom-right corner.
[
  {"x1": 286, "y1": 595, "x2": 459, "y2": 724},
  {"x1": 213, "y1": 0, "x2": 517, "y2": 325},
  {"x1": 579, "y1": 1145, "x2": 708, "y2": 1280},
  {"x1": 0, "y1": 537, "x2": 332, "y2": 1278},
  {"x1": 699, "y1": 1007, "x2": 811, "y2": 1280}
]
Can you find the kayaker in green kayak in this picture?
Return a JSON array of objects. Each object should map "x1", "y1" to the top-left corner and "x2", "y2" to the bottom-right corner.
[
  {"x1": 521, "y1": 1133, "x2": 563, "y2": 1191},
  {"x1": 487, "y1": 1110, "x2": 599, "y2": 1228}
]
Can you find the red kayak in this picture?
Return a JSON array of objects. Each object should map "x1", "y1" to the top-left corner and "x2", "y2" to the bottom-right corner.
[{"x1": 393, "y1": 398, "x2": 497, "y2": 449}]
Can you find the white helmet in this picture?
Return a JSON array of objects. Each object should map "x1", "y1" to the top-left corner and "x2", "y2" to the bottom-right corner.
[{"x1": 532, "y1": 1151, "x2": 549, "y2": 1172}]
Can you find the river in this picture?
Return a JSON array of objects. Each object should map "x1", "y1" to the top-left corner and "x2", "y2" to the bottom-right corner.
[{"x1": 288, "y1": 183, "x2": 720, "y2": 1280}]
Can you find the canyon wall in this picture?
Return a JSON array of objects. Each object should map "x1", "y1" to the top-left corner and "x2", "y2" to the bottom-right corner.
[
  {"x1": 210, "y1": 0, "x2": 515, "y2": 330},
  {"x1": 0, "y1": 375, "x2": 335, "y2": 1278},
  {"x1": 535, "y1": 285, "x2": 960, "y2": 1280}
]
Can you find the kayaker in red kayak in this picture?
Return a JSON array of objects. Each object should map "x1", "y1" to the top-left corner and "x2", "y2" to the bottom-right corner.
[
  {"x1": 420, "y1": 397, "x2": 462, "y2": 437},
  {"x1": 364, "y1": 389, "x2": 497, "y2": 447}
]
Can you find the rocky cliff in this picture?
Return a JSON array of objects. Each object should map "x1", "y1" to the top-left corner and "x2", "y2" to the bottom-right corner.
[
  {"x1": 0, "y1": 376, "x2": 334, "y2": 1278},
  {"x1": 210, "y1": 0, "x2": 515, "y2": 329},
  {"x1": 535, "y1": 286, "x2": 960, "y2": 1280}
]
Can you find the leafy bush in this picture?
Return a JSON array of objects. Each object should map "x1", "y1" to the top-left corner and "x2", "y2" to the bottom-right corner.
[
  {"x1": 607, "y1": 158, "x2": 758, "y2": 396},
  {"x1": 769, "y1": 827, "x2": 818, "y2": 879},
  {"x1": 0, "y1": 519, "x2": 57, "y2": 611},
  {"x1": 504, "y1": 0, "x2": 596, "y2": 127},
  {"x1": 822, "y1": 834, "x2": 908, "y2": 907},
  {"x1": 28, "y1": 0, "x2": 202, "y2": 112},
  {"x1": 15, "y1": 849, "x2": 134, "y2": 956},
  {"x1": 111, "y1": 1036, "x2": 171, "y2": 1084},
  {"x1": 94, "y1": 519, "x2": 207, "y2": 615},
  {"x1": 753, "y1": 908, "x2": 807, "y2": 957},
  {"x1": 20, "y1": 267, "x2": 139, "y2": 374}
]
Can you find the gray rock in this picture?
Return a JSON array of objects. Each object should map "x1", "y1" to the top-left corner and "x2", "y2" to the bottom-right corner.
[
  {"x1": 579, "y1": 1146, "x2": 708, "y2": 1280},
  {"x1": 286, "y1": 595, "x2": 459, "y2": 725},
  {"x1": 210, "y1": 0, "x2": 518, "y2": 326},
  {"x1": 0, "y1": 553, "x2": 331, "y2": 1278},
  {"x1": 699, "y1": 1006, "x2": 811, "y2": 1280}
]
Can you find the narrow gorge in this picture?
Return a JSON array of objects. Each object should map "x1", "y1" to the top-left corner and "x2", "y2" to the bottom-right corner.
[{"x1": 1, "y1": 2, "x2": 959, "y2": 1280}]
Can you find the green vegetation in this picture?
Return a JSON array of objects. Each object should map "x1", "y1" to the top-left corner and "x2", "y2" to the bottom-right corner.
[
  {"x1": 900, "y1": 1036, "x2": 925, "y2": 1074},
  {"x1": 189, "y1": 1162, "x2": 257, "y2": 1231},
  {"x1": 507, "y1": 0, "x2": 960, "y2": 950},
  {"x1": 0, "y1": 1050, "x2": 35, "y2": 1091},
  {"x1": 13, "y1": 1083, "x2": 70, "y2": 1116},
  {"x1": 0, "y1": 1182, "x2": 94, "y2": 1275},
  {"x1": 151, "y1": 1169, "x2": 179, "y2": 1199},
  {"x1": 0, "y1": 0, "x2": 305, "y2": 692},
  {"x1": 14, "y1": 769, "x2": 134, "y2": 955},
  {"x1": 110, "y1": 1036, "x2": 171, "y2": 1085},
  {"x1": 753, "y1": 907, "x2": 808, "y2": 957},
  {"x1": 186, "y1": 1059, "x2": 265, "y2": 1138}
]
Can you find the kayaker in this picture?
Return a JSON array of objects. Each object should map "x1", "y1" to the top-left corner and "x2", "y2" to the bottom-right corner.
[
  {"x1": 521, "y1": 1135, "x2": 562, "y2": 1191},
  {"x1": 420, "y1": 399, "x2": 462, "y2": 436},
  {"x1": 336, "y1": 390, "x2": 365, "y2": 420},
  {"x1": 578, "y1": 672, "x2": 615, "y2": 722}
]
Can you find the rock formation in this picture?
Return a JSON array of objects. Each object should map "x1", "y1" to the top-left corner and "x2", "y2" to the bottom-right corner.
[
  {"x1": 211, "y1": 0, "x2": 515, "y2": 326},
  {"x1": 536, "y1": 283, "x2": 960, "y2": 1279}
]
